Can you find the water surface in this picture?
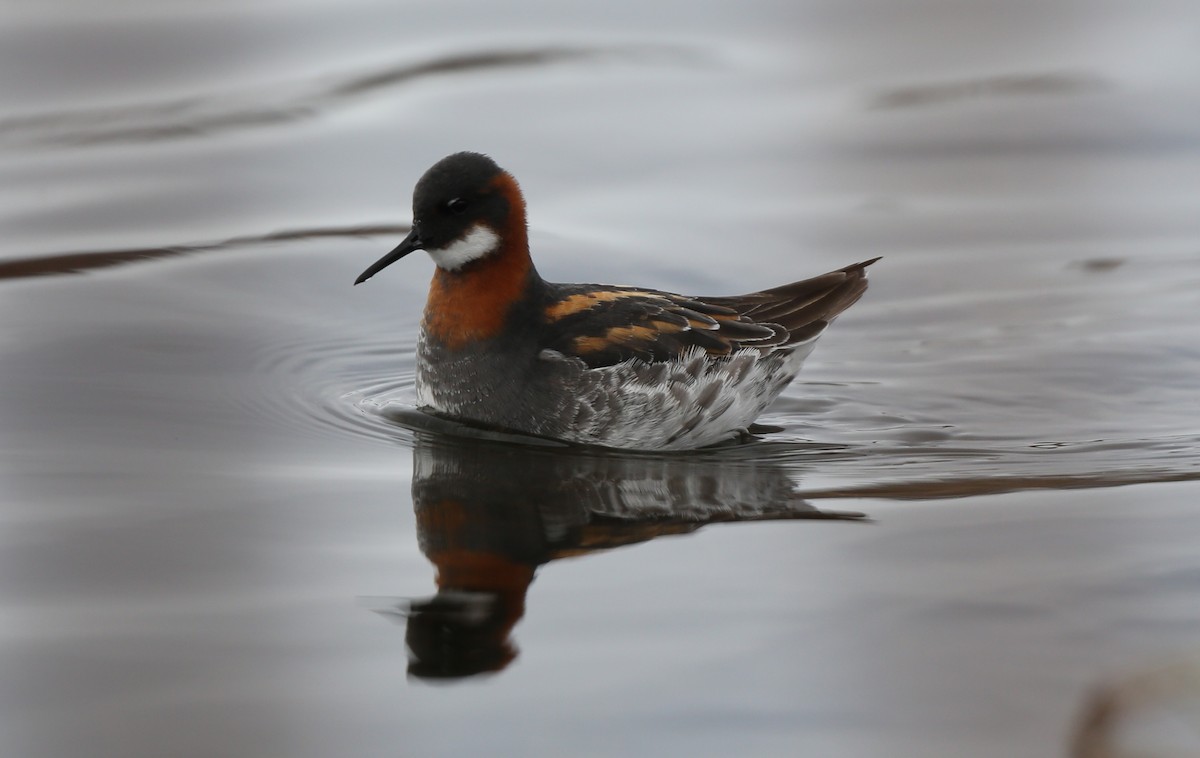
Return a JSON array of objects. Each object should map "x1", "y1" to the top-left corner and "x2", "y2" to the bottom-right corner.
[{"x1": 2, "y1": 2, "x2": 1200, "y2": 756}]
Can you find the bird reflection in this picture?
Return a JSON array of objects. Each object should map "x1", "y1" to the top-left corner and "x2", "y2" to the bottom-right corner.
[{"x1": 386, "y1": 418, "x2": 866, "y2": 681}]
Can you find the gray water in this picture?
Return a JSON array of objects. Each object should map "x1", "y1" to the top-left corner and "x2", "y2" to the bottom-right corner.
[{"x1": 2, "y1": 2, "x2": 1200, "y2": 756}]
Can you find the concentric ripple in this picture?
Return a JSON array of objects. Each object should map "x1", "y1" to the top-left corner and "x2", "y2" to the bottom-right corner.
[
  {"x1": 242, "y1": 327, "x2": 420, "y2": 447},
  {"x1": 240, "y1": 321, "x2": 1200, "y2": 500}
]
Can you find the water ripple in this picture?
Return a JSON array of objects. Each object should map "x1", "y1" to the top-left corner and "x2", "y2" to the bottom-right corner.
[
  {"x1": 240, "y1": 329, "x2": 419, "y2": 447},
  {"x1": 868, "y1": 70, "x2": 1111, "y2": 110},
  {"x1": 241, "y1": 320, "x2": 1200, "y2": 500},
  {"x1": 0, "y1": 223, "x2": 407, "y2": 281},
  {"x1": 0, "y1": 45, "x2": 701, "y2": 148}
]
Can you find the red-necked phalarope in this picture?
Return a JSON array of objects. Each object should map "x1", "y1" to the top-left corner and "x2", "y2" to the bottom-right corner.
[{"x1": 356, "y1": 152, "x2": 877, "y2": 450}]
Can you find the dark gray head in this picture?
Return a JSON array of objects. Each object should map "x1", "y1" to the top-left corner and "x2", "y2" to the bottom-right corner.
[{"x1": 355, "y1": 152, "x2": 527, "y2": 284}]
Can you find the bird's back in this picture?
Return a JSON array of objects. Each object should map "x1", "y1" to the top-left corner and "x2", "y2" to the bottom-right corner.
[{"x1": 515, "y1": 258, "x2": 880, "y2": 449}]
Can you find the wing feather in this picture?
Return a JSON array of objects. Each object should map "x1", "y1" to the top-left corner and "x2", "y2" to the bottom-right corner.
[{"x1": 541, "y1": 258, "x2": 877, "y2": 368}]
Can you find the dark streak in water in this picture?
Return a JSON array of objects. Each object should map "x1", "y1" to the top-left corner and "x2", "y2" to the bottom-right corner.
[
  {"x1": 0, "y1": 46, "x2": 699, "y2": 148},
  {"x1": 800, "y1": 470, "x2": 1200, "y2": 501},
  {"x1": 868, "y1": 71, "x2": 1111, "y2": 110},
  {"x1": 0, "y1": 223, "x2": 408, "y2": 280}
]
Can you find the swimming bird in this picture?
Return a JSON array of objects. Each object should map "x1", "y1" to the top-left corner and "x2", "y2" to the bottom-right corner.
[{"x1": 356, "y1": 152, "x2": 876, "y2": 450}]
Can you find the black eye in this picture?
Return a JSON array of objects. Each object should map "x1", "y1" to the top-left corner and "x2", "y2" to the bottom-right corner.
[{"x1": 446, "y1": 197, "x2": 468, "y2": 215}]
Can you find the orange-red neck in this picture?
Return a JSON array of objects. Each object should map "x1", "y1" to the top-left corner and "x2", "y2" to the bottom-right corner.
[{"x1": 422, "y1": 173, "x2": 537, "y2": 349}]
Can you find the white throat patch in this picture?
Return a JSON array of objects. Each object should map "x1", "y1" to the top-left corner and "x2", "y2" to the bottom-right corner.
[{"x1": 426, "y1": 225, "x2": 500, "y2": 270}]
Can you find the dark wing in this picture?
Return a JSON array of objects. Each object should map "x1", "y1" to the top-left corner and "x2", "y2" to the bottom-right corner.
[
  {"x1": 702, "y1": 257, "x2": 879, "y2": 346},
  {"x1": 542, "y1": 258, "x2": 878, "y2": 369}
]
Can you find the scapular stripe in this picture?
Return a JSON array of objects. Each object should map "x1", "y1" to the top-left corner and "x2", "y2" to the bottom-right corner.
[{"x1": 545, "y1": 289, "x2": 655, "y2": 321}]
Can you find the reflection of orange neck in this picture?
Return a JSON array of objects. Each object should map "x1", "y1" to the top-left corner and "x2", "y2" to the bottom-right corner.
[{"x1": 429, "y1": 549, "x2": 535, "y2": 631}]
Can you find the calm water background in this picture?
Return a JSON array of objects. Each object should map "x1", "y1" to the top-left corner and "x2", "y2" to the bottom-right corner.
[{"x1": 2, "y1": 1, "x2": 1200, "y2": 756}]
